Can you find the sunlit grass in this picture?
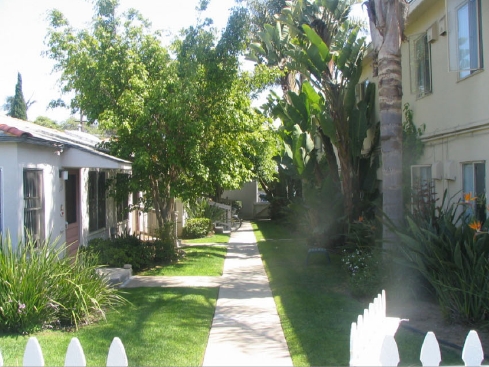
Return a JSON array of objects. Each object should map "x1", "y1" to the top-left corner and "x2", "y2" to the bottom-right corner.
[
  {"x1": 0, "y1": 288, "x2": 218, "y2": 366},
  {"x1": 253, "y1": 220, "x2": 463, "y2": 366},
  {"x1": 138, "y1": 246, "x2": 226, "y2": 276},
  {"x1": 181, "y1": 233, "x2": 230, "y2": 244}
]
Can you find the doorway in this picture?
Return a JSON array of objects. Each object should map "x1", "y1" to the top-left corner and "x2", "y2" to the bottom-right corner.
[{"x1": 65, "y1": 170, "x2": 80, "y2": 257}]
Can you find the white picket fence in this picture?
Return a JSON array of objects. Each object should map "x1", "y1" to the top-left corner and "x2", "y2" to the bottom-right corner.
[
  {"x1": 350, "y1": 290, "x2": 402, "y2": 366},
  {"x1": 0, "y1": 336, "x2": 127, "y2": 366},
  {"x1": 350, "y1": 291, "x2": 486, "y2": 366}
]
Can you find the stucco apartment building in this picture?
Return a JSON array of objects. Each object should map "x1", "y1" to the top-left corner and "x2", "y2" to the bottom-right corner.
[
  {"x1": 359, "y1": 0, "x2": 487, "y2": 215},
  {"x1": 402, "y1": 0, "x2": 488, "y2": 214}
]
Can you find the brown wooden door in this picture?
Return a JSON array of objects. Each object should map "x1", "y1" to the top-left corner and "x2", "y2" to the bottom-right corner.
[{"x1": 65, "y1": 170, "x2": 80, "y2": 257}]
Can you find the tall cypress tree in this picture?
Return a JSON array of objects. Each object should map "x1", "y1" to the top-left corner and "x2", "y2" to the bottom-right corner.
[{"x1": 9, "y1": 73, "x2": 28, "y2": 120}]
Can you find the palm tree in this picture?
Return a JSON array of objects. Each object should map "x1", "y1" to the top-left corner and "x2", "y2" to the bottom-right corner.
[{"x1": 365, "y1": 0, "x2": 409, "y2": 248}]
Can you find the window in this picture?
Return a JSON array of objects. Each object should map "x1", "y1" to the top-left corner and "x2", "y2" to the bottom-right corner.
[
  {"x1": 355, "y1": 80, "x2": 370, "y2": 103},
  {"x1": 65, "y1": 173, "x2": 77, "y2": 225},
  {"x1": 410, "y1": 34, "x2": 432, "y2": 98},
  {"x1": 116, "y1": 173, "x2": 129, "y2": 223},
  {"x1": 462, "y1": 162, "x2": 486, "y2": 221},
  {"x1": 411, "y1": 165, "x2": 432, "y2": 187},
  {"x1": 23, "y1": 169, "x2": 44, "y2": 243},
  {"x1": 447, "y1": 0, "x2": 483, "y2": 77},
  {"x1": 411, "y1": 165, "x2": 433, "y2": 213},
  {"x1": 88, "y1": 171, "x2": 106, "y2": 232}
]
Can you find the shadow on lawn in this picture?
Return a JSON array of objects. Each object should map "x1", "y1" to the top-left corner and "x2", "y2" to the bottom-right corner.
[
  {"x1": 254, "y1": 221, "x2": 465, "y2": 367},
  {"x1": 74, "y1": 287, "x2": 218, "y2": 366},
  {"x1": 254, "y1": 220, "x2": 366, "y2": 366},
  {"x1": 0, "y1": 287, "x2": 218, "y2": 367}
]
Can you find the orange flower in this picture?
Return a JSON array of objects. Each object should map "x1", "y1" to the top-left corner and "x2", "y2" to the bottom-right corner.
[
  {"x1": 464, "y1": 192, "x2": 477, "y2": 202},
  {"x1": 469, "y1": 220, "x2": 482, "y2": 232},
  {"x1": 358, "y1": 216, "x2": 364, "y2": 223}
]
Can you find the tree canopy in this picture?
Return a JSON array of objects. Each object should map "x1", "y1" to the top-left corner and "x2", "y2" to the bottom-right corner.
[
  {"x1": 45, "y1": 0, "x2": 278, "y2": 224},
  {"x1": 247, "y1": 0, "x2": 379, "y2": 228}
]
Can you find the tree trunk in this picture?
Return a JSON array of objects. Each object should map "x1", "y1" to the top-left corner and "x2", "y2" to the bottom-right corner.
[
  {"x1": 280, "y1": 71, "x2": 299, "y2": 104},
  {"x1": 366, "y1": 0, "x2": 407, "y2": 249},
  {"x1": 150, "y1": 177, "x2": 174, "y2": 227},
  {"x1": 318, "y1": 129, "x2": 341, "y2": 187}
]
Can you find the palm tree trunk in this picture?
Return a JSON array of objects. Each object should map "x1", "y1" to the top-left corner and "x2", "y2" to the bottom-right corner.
[{"x1": 366, "y1": 0, "x2": 408, "y2": 249}]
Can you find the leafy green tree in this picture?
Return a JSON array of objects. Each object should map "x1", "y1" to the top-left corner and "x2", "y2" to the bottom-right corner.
[
  {"x1": 6, "y1": 73, "x2": 28, "y2": 120},
  {"x1": 45, "y1": 0, "x2": 277, "y2": 225},
  {"x1": 33, "y1": 116, "x2": 60, "y2": 130}
]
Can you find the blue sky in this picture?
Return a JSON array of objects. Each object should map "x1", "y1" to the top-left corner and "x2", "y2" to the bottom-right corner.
[{"x1": 0, "y1": 0, "x2": 367, "y2": 123}]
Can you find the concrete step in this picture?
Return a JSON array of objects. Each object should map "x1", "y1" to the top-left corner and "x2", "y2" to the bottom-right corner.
[{"x1": 96, "y1": 265, "x2": 133, "y2": 287}]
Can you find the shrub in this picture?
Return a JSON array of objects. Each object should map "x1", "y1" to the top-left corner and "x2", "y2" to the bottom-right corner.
[
  {"x1": 182, "y1": 218, "x2": 211, "y2": 239},
  {"x1": 84, "y1": 232, "x2": 152, "y2": 272},
  {"x1": 341, "y1": 247, "x2": 383, "y2": 298},
  {"x1": 0, "y1": 235, "x2": 126, "y2": 333},
  {"x1": 341, "y1": 218, "x2": 383, "y2": 298},
  {"x1": 83, "y1": 227, "x2": 180, "y2": 272},
  {"x1": 390, "y1": 191, "x2": 489, "y2": 324}
]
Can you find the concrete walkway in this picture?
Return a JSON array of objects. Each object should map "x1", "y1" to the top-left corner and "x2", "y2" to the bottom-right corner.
[
  {"x1": 123, "y1": 221, "x2": 293, "y2": 366},
  {"x1": 202, "y1": 221, "x2": 292, "y2": 366}
]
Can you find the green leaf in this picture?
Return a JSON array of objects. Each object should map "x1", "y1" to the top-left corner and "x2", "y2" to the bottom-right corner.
[{"x1": 302, "y1": 25, "x2": 329, "y2": 60}]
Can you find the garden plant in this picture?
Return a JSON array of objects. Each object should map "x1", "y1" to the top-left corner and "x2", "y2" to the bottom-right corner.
[
  {"x1": 0, "y1": 235, "x2": 126, "y2": 334},
  {"x1": 390, "y1": 190, "x2": 489, "y2": 324},
  {"x1": 82, "y1": 224, "x2": 179, "y2": 272}
]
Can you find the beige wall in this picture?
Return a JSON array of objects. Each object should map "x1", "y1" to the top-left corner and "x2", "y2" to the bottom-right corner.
[
  {"x1": 222, "y1": 181, "x2": 258, "y2": 219},
  {"x1": 401, "y1": 0, "x2": 489, "y2": 201}
]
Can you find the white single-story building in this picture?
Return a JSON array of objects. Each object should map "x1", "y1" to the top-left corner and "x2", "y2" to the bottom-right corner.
[{"x1": 0, "y1": 115, "x2": 133, "y2": 255}]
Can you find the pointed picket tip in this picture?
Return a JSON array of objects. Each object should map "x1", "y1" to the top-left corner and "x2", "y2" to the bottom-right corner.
[
  {"x1": 65, "y1": 337, "x2": 86, "y2": 367},
  {"x1": 462, "y1": 330, "x2": 484, "y2": 367},
  {"x1": 381, "y1": 290, "x2": 387, "y2": 317},
  {"x1": 379, "y1": 335, "x2": 399, "y2": 366},
  {"x1": 420, "y1": 332, "x2": 441, "y2": 367},
  {"x1": 23, "y1": 337, "x2": 44, "y2": 367},
  {"x1": 106, "y1": 337, "x2": 128, "y2": 367}
]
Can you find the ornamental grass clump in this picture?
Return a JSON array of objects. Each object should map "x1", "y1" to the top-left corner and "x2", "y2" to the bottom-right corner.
[
  {"x1": 391, "y1": 190, "x2": 489, "y2": 324},
  {"x1": 0, "y1": 234, "x2": 127, "y2": 334}
]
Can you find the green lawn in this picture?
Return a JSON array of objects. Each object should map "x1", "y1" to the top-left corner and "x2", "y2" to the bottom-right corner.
[
  {"x1": 253, "y1": 220, "x2": 463, "y2": 366},
  {"x1": 0, "y1": 288, "x2": 218, "y2": 366},
  {"x1": 181, "y1": 233, "x2": 230, "y2": 244},
  {"x1": 138, "y1": 246, "x2": 227, "y2": 276}
]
